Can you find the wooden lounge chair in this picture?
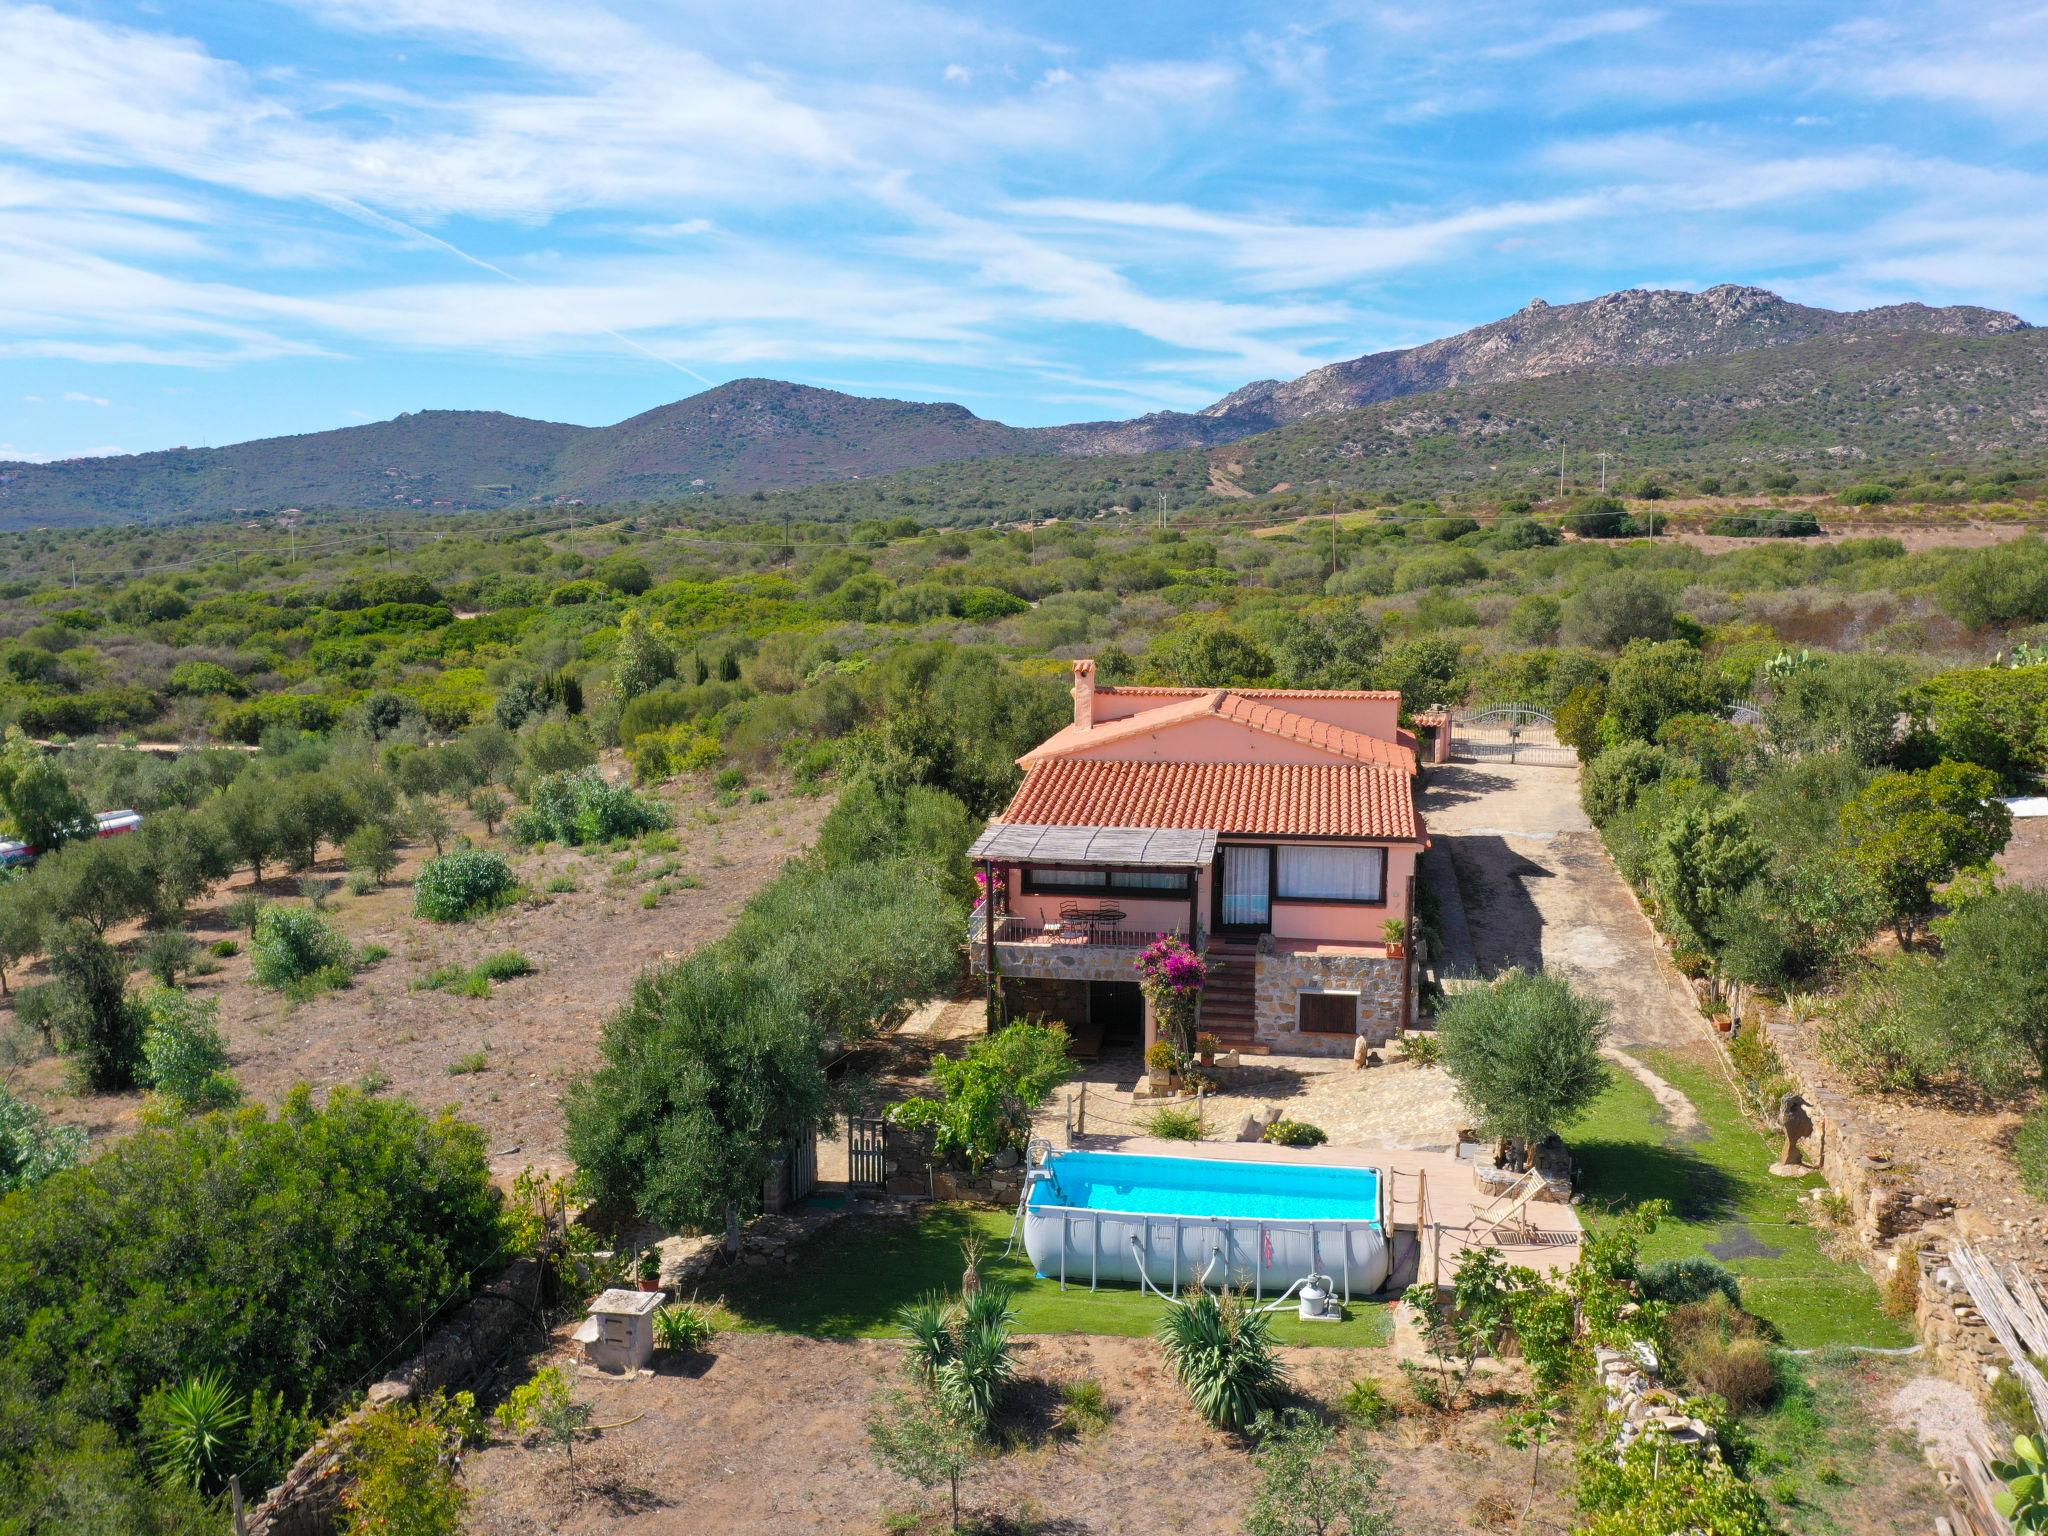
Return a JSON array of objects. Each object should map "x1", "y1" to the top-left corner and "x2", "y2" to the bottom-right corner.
[{"x1": 1467, "y1": 1167, "x2": 1545, "y2": 1241}]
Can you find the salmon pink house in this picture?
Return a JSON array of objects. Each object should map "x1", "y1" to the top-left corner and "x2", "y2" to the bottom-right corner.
[{"x1": 969, "y1": 660, "x2": 1427, "y2": 1058}]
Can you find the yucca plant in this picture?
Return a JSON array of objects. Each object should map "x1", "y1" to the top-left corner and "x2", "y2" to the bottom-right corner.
[
  {"x1": 1158, "y1": 1286, "x2": 1287, "y2": 1433},
  {"x1": 897, "y1": 1285, "x2": 1016, "y2": 1434},
  {"x1": 144, "y1": 1370, "x2": 249, "y2": 1490}
]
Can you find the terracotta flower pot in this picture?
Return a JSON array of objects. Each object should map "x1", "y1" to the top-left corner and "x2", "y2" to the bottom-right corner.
[{"x1": 1386, "y1": 941, "x2": 1407, "y2": 959}]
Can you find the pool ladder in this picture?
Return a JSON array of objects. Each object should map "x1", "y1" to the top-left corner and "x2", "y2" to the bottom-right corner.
[{"x1": 1000, "y1": 1138, "x2": 1057, "y2": 1260}]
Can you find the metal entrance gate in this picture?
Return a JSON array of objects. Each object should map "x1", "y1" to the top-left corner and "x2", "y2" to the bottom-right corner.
[
  {"x1": 848, "y1": 1115, "x2": 887, "y2": 1196},
  {"x1": 1450, "y1": 705, "x2": 1577, "y2": 766}
]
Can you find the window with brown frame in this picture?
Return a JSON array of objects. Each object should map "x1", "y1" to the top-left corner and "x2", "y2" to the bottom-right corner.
[{"x1": 1297, "y1": 991, "x2": 1359, "y2": 1035}]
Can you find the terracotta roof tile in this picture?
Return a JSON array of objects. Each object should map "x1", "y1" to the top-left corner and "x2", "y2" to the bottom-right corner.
[
  {"x1": 1003, "y1": 759, "x2": 1425, "y2": 842},
  {"x1": 1020, "y1": 689, "x2": 1416, "y2": 771}
]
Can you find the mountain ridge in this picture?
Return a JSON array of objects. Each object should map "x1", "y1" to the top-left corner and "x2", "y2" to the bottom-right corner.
[{"x1": 0, "y1": 285, "x2": 2029, "y2": 526}]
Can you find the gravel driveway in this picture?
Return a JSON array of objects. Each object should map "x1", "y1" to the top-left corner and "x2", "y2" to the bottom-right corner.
[{"x1": 1421, "y1": 762, "x2": 1703, "y2": 1054}]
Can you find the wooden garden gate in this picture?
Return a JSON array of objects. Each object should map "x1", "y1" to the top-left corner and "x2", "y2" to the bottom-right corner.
[{"x1": 848, "y1": 1115, "x2": 887, "y2": 1196}]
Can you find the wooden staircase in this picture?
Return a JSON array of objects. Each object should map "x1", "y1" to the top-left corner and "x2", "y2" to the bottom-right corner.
[{"x1": 1198, "y1": 939, "x2": 1267, "y2": 1054}]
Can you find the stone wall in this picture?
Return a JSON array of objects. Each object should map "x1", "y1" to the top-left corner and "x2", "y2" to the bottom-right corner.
[
  {"x1": 244, "y1": 1258, "x2": 543, "y2": 1536},
  {"x1": 1002, "y1": 976, "x2": 1090, "y2": 1028},
  {"x1": 1251, "y1": 944, "x2": 1406, "y2": 1056},
  {"x1": 880, "y1": 1119, "x2": 1025, "y2": 1205},
  {"x1": 976, "y1": 940, "x2": 1137, "y2": 984}
]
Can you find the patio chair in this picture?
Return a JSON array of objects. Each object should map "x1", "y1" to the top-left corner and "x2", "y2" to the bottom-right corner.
[{"x1": 1057, "y1": 900, "x2": 1127, "y2": 930}]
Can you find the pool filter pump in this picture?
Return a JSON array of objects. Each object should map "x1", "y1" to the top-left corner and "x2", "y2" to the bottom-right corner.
[{"x1": 1298, "y1": 1274, "x2": 1338, "y2": 1323}]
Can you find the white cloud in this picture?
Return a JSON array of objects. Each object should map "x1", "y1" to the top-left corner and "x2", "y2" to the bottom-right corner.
[
  {"x1": 62, "y1": 390, "x2": 110, "y2": 405},
  {"x1": 1482, "y1": 7, "x2": 1662, "y2": 60},
  {"x1": 944, "y1": 62, "x2": 972, "y2": 83}
]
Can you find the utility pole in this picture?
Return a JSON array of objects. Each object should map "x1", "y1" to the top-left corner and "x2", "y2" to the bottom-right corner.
[
  {"x1": 1558, "y1": 443, "x2": 1566, "y2": 503},
  {"x1": 1598, "y1": 451, "x2": 1611, "y2": 493},
  {"x1": 1330, "y1": 507, "x2": 1339, "y2": 579}
]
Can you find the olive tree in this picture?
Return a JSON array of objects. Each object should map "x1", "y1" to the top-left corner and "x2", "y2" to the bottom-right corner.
[
  {"x1": 1436, "y1": 970, "x2": 1611, "y2": 1162},
  {"x1": 565, "y1": 957, "x2": 831, "y2": 1253}
]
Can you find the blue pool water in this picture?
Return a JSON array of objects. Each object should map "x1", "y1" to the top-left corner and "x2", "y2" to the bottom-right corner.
[{"x1": 1031, "y1": 1150, "x2": 1380, "y2": 1223}]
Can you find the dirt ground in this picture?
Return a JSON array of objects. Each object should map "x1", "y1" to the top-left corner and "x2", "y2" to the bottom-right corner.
[
  {"x1": 464, "y1": 1331, "x2": 1573, "y2": 1536},
  {"x1": 2, "y1": 772, "x2": 830, "y2": 1177}
]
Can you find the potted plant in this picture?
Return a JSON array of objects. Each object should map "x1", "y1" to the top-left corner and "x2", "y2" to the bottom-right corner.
[
  {"x1": 1146, "y1": 1038, "x2": 1180, "y2": 1094},
  {"x1": 1382, "y1": 918, "x2": 1408, "y2": 959},
  {"x1": 1196, "y1": 1031, "x2": 1220, "y2": 1068},
  {"x1": 636, "y1": 1248, "x2": 661, "y2": 1292}
]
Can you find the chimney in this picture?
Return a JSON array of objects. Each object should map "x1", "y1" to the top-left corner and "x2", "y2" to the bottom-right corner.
[{"x1": 1072, "y1": 658, "x2": 1097, "y2": 729}]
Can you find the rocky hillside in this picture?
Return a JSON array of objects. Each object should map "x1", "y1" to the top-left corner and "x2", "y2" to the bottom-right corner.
[
  {"x1": 1049, "y1": 285, "x2": 2027, "y2": 453},
  {"x1": 0, "y1": 285, "x2": 2031, "y2": 526}
]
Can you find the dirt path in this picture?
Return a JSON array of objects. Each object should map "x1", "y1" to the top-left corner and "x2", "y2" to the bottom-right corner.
[{"x1": 1420, "y1": 762, "x2": 1703, "y2": 1055}]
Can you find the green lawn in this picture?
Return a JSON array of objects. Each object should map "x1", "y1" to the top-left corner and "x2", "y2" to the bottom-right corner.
[
  {"x1": 1571, "y1": 1050, "x2": 1910, "y2": 1350},
  {"x1": 710, "y1": 1203, "x2": 1393, "y2": 1347}
]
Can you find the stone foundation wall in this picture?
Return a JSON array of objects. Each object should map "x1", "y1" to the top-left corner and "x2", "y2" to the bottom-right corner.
[
  {"x1": 1251, "y1": 946, "x2": 1406, "y2": 1056},
  {"x1": 975, "y1": 940, "x2": 1137, "y2": 984},
  {"x1": 1003, "y1": 977, "x2": 1090, "y2": 1027}
]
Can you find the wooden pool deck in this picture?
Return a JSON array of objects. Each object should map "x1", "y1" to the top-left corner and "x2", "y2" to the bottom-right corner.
[{"x1": 1065, "y1": 1134, "x2": 1584, "y2": 1286}]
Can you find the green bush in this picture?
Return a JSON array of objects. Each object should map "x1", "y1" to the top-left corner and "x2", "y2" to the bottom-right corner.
[
  {"x1": 890, "y1": 1022, "x2": 1073, "y2": 1171},
  {"x1": 1143, "y1": 1106, "x2": 1204, "y2": 1140},
  {"x1": 139, "y1": 988, "x2": 240, "y2": 1114},
  {"x1": 652, "y1": 1303, "x2": 716, "y2": 1353},
  {"x1": 1436, "y1": 970, "x2": 1612, "y2": 1146},
  {"x1": 413, "y1": 848, "x2": 516, "y2": 922},
  {"x1": 1262, "y1": 1119, "x2": 1328, "y2": 1148},
  {"x1": 474, "y1": 949, "x2": 535, "y2": 981},
  {"x1": 511, "y1": 768, "x2": 670, "y2": 847},
  {"x1": 0, "y1": 1082, "x2": 87, "y2": 1196},
  {"x1": 1340, "y1": 1376, "x2": 1397, "y2": 1429},
  {"x1": 0, "y1": 1085, "x2": 504, "y2": 1507},
  {"x1": 250, "y1": 904, "x2": 352, "y2": 989},
  {"x1": 1159, "y1": 1287, "x2": 1287, "y2": 1432},
  {"x1": 1638, "y1": 1256, "x2": 1741, "y2": 1308},
  {"x1": 208, "y1": 937, "x2": 239, "y2": 958}
]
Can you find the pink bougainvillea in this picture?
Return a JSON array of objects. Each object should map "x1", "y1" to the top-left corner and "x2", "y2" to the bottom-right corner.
[{"x1": 1137, "y1": 935, "x2": 1207, "y2": 993}]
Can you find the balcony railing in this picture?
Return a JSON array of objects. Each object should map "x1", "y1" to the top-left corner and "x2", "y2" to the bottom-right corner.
[{"x1": 969, "y1": 902, "x2": 1199, "y2": 952}]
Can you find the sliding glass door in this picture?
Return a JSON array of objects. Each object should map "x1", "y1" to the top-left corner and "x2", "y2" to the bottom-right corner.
[{"x1": 1218, "y1": 845, "x2": 1271, "y2": 932}]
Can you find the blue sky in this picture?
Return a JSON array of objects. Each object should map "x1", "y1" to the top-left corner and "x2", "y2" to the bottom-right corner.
[{"x1": 2, "y1": 1, "x2": 2045, "y2": 462}]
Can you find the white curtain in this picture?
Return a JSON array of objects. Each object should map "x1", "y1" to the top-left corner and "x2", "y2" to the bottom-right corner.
[
  {"x1": 1115, "y1": 870, "x2": 1184, "y2": 889},
  {"x1": 1276, "y1": 846, "x2": 1384, "y2": 902}
]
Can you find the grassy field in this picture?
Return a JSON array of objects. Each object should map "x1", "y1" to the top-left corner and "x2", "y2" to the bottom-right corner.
[
  {"x1": 710, "y1": 1202, "x2": 1394, "y2": 1347},
  {"x1": 1572, "y1": 1049, "x2": 1911, "y2": 1349}
]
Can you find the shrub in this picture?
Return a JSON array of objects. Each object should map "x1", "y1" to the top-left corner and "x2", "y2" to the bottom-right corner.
[
  {"x1": 0, "y1": 1085, "x2": 504, "y2": 1489},
  {"x1": 139, "y1": 988, "x2": 240, "y2": 1114},
  {"x1": 413, "y1": 848, "x2": 516, "y2": 922},
  {"x1": 1638, "y1": 1256, "x2": 1741, "y2": 1309},
  {"x1": 45, "y1": 922, "x2": 146, "y2": 1092},
  {"x1": 340, "y1": 1394, "x2": 473, "y2": 1536},
  {"x1": 1263, "y1": 1119, "x2": 1328, "y2": 1148},
  {"x1": 250, "y1": 904, "x2": 351, "y2": 989},
  {"x1": 651, "y1": 1303, "x2": 715, "y2": 1354},
  {"x1": 1145, "y1": 1106, "x2": 1204, "y2": 1141},
  {"x1": 225, "y1": 891, "x2": 264, "y2": 934},
  {"x1": 890, "y1": 1022, "x2": 1073, "y2": 1171},
  {"x1": 1398, "y1": 1032, "x2": 1441, "y2": 1065},
  {"x1": 140, "y1": 928, "x2": 196, "y2": 987},
  {"x1": 512, "y1": 768, "x2": 670, "y2": 847},
  {"x1": 1159, "y1": 1287, "x2": 1287, "y2": 1432},
  {"x1": 1340, "y1": 1376, "x2": 1397, "y2": 1429},
  {"x1": 1669, "y1": 1293, "x2": 1776, "y2": 1410},
  {"x1": 1839, "y1": 483, "x2": 1895, "y2": 506},
  {"x1": 1243, "y1": 1408, "x2": 1394, "y2": 1536},
  {"x1": 0, "y1": 1081, "x2": 87, "y2": 1196},
  {"x1": 474, "y1": 949, "x2": 535, "y2": 982}
]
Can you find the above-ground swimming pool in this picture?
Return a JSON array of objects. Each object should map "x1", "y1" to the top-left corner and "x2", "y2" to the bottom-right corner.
[{"x1": 1023, "y1": 1149, "x2": 1391, "y2": 1298}]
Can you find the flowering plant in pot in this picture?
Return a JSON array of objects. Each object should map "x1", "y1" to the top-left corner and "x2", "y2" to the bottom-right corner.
[
  {"x1": 636, "y1": 1247, "x2": 661, "y2": 1292},
  {"x1": 1196, "y1": 1031, "x2": 1220, "y2": 1068},
  {"x1": 1136, "y1": 935, "x2": 1208, "y2": 1056},
  {"x1": 1145, "y1": 1038, "x2": 1181, "y2": 1091},
  {"x1": 1381, "y1": 918, "x2": 1408, "y2": 959}
]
